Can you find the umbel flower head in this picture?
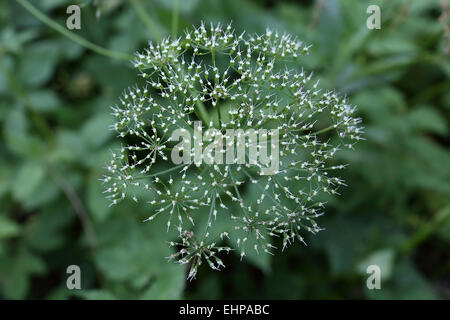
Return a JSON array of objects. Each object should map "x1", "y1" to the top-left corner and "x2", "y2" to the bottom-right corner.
[{"x1": 102, "y1": 22, "x2": 363, "y2": 280}]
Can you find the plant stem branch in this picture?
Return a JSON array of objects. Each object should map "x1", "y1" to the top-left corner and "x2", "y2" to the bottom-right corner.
[
  {"x1": 16, "y1": 0, "x2": 133, "y2": 60},
  {"x1": 195, "y1": 100, "x2": 210, "y2": 127},
  {"x1": 48, "y1": 166, "x2": 98, "y2": 249},
  {"x1": 1, "y1": 53, "x2": 97, "y2": 250},
  {"x1": 399, "y1": 206, "x2": 450, "y2": 255},
  {"x1": 172, "y1": 0, "x2": 179, "y2": 38},
  {"x1": 217, "y1": 102, "x2": 222, "y2": 129},
  {"x1": 134, "y1": 163, "x2": 187, "y2": 180},
  {"x1": 312, "y1": 124, "x2": 336, "y2": 135}
]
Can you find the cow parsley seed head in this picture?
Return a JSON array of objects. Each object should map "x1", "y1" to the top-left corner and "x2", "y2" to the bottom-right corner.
[{"x1": 102, "y1": 22, "x2": 363, "y2": 280}]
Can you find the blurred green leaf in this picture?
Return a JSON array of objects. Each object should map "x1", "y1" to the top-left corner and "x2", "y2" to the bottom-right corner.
[
  {"x1": 140, "y1": 264, "x2": 185, "y2": 299},
  {"x1": 0, "y1": 247, "x2": 46, "y2": 299},
  {"x1": 81, "y1": 113, "x2": 113, "y2": 149},
  {"x1": 87, "y1": 176, "x2": 112, "y2": 223},
  {"x1": 0, "y1": 215, "x2": 21, "y2": 239},
  {"x1": 24, "y1": 207, "x2": 73, "y2": 252},
  {"x1": 28, "y1": 90, "x2": 60, "y2": 112},
  {"x1": 365, "y1": 259, "x2": 437, "y2": 300},
  {"x1": 18, "y1": 42, "x2": 59, "y2": 87},
  {"x1": 407, "y1": 106, "x2": 448, "y2": 135},
  {"x1": 357, "y1": 248, "x2": 395, "y2": 280},
  {"x1": 76, "y1": 289, "x2": 117, "y2": 300},
  {"x1": 12, "y1": 161, "x2": 46, "y2": 202}
]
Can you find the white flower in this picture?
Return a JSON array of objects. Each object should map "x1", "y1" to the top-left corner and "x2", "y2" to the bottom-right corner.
[{"x1": 102, "y1": 22, "x2": 363, "y2": 279}]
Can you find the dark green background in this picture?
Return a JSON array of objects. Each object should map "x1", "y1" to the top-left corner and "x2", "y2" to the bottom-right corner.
[{"x1": 0, "y1": 0, "x2": 449, "y2": 299}]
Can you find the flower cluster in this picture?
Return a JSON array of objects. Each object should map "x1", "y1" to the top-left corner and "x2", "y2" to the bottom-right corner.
[{"x1": 102, "y1": 22, "x2": 363, "y2": 280}]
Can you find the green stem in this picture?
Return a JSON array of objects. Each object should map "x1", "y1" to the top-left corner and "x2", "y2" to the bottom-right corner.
[
  {"x1": 130, "y1": 0, "x2": 162, "y2": 41},
  {"x1": 195, "y1": 100, "x2": 210, "y2": 127},
  {"x1": 136, "y1": 163, "x2": 187, "y2": 180},
  {"x1": 211, "y1": 50, "x2": 216, "y2": 66},
  {"x1": 172, "y1": 0, "x2": 179, "y2": 38},
  {"x1": 217, "y1": 102, "x2": 222, "y2": 129},
  {"x1": 211, "y1": 50, "x2": 219, "y2": 127},
  {"x1": 399, "y1": 206, "x2": 450, "y2": 255},
  {"x1": 16, "y1": 0, "x2": 133, "y2": 60},
  {"x1": 49, "y1": 167, "x2": 98, "y2": 249},
  {"x1": 312, "y1": 124, "x2": 336, "y2": 135},
  {"x1": 184, "y1": 87, "x2": 209, "y2": 127}
]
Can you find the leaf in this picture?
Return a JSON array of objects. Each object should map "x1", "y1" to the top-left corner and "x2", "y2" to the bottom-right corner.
[
  {"x1": 39, "y1": 0, "x2": 74, "y2": 11},
  {"x1": 365, "y1": 259, "x2": 437, "y2": 300},
  {"x1": 315, "y1": 216, "x2": 369, "y2": 275},
  {"x1": 87, "y1": 176, "x2": 112, "y2": 223},
  {"x1": 0, "y1": 168, "x2": 10, "y2": 198},
  {"x1": 205, "y1": 202, "x2": 272, "y2": 273},
  {"x1": 28, "y1": 90, "x2": 60, "y2": 112},
  {"x1": 18, "y1": 42, "x2": 59, "y2": 87},
  {"x1": 4, "y1": 107, "x2": 28, "y2": 137},
  {"x1": 22, "y1": 177, "x2": 60, "y2": 210},
  {"x1": 368, "y1": 35, "x2": 418, "y2": 56},
  {"x1": 3, "y1": 107, "x2": 46, "y2": 158},
  {"x1": 85, "y1": 56, "x2": 135, "y2": 93},
  {"x1": 0, "y1": 247, "x2": 47, "y2": 299},
  {"x1": 0, "y1": 268, "x2": 29, "y2": 299},
  {"x1": 94, "y1": 215, "x2": 173, "y2": 283},
  {"x1": 53, "y1": 130, "x2": 87, "y2": 163},
  {"x1": 76, "y1": 290, "x2": 117, "y2": 300},
  {"x1": 140, "y1": 264, "x2": 185, "y2": 299},
  {"x1": 24, "y1": 207, "x2": 73, "y2": 252},
  {"x1": 407, "y1": 106, "x2": 448, "y2": 135},
  {"x1": 240, "y1": 244, "x2": 272, "y2": 274},
  {"x1": 357, "y1": 248, "x2": 395, "y2": 280},
  {"x1": 228, "y1": 230, "x2": 272, "y2": 274},
  {"x1": 318, "y1": 0, "x2": 342, "y2": 64},
  {"x1": 154, "y1": 0, "x2": 200, "y2": 14},
  {"x1": 81, "y1": 113, "x2": 113, "y2": 149},
  {"x1": 435, "y1": 206, "x2": 450, "y2": 242},
  {"x1": 0, "y1": 215, "x2": 21, "y2": 239},
  {"x1": 12, "y1": 161, "x2": 46, "y2": 202}
]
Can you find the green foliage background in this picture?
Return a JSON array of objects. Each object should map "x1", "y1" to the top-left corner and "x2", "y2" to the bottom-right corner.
[{"x1": 0, "y1": 0, "x2": 449, "y2": 299}]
